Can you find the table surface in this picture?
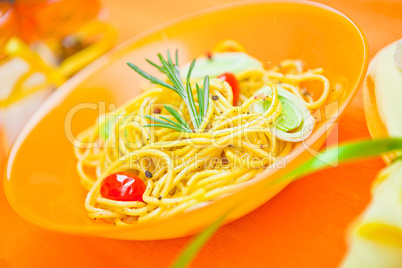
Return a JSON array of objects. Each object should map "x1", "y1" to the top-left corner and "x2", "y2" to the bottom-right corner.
[{"x1": 0, "y1": 0, "x2": 401, "y2": 267}]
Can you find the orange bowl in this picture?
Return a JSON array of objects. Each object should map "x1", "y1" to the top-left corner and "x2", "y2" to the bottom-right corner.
[{"x1": 4, "y1": 0, "x2": 368, "y2": 240}]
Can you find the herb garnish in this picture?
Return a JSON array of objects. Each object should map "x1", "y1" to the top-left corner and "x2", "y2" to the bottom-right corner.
[{"x1": 127, "y1": 50, "x2": 210, "y2": 133}]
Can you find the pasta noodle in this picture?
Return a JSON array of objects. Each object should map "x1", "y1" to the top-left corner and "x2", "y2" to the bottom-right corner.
[{"x1": 74, "y1": 41, "x2": 331, "y2": 225}]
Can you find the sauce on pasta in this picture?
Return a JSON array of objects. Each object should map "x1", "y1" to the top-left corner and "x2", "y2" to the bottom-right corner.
[{"x1": 74, "y1": 40, "x2": 331, "y2": 226}]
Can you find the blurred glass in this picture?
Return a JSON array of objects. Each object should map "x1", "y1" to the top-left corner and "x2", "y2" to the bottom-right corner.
[{"x1": 0, "y1": 0, "x2": 116, "y2": 153}]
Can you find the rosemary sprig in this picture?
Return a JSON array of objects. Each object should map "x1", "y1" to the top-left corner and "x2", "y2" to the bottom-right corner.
[
  {"x1": 127, "y1": 50, "x2": 210, "y2": 133},
  {"x1": 143, "y1": 105, "x2": 192, "y2": 133}
]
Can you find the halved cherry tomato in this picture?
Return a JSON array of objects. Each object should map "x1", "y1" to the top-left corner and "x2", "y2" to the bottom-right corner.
[
  {"x1": 218, "y1": 72, "x2": 240, "y2": 106},
  {"x1": 100, "y1": 172, "x2": 146, "y2": 202}
]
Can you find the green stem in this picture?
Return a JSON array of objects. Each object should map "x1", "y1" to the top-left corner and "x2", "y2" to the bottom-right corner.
[{"x1": 171, "y1": 138, "x2": 402, "y2": 268}]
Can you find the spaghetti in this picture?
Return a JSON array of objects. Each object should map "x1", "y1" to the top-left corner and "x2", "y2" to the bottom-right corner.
[{"x1": 74, "y1": 41, "x2": 331, "y2": 225}]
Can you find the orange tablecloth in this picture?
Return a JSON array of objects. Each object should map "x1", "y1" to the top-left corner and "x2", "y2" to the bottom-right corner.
[{"x1": 0, "y1": 0, "x2": 401, "y2": 267}]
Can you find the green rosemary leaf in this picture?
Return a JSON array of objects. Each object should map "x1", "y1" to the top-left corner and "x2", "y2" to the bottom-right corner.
[
  {"x1": 175, "y1": 49, "x2": 179, "y2": 66},
  {"x1": 145, "y1": 114, "x2": 189, "y2": 132},
  {"x1": 126, "y1": 62, "x2": 177, "y2": 92},
  {"x1": 196, "y1": 83, "x2": 203, "y2": 118},
  {"x1": 145, "y1": 59, "x2": 166, "y2": 74},
  {"x1": 143, "y1": 123, "x2": 182, "y2": 132},
  {"x1": 203, "y1": 76, "x2": 210, "y2": 118},
  {"x1": 157, "y1": 53, "x2": 199, "y2": 129},
  {"x1": 186, "y1": 59, "x2": 196, "y2": 84},
  {"x1": 158, "y1": 54, "x2": 185, "y2": 94},
  {"x1": 128, "y1": 50, "x2": 210, "y2": 132},
  {"x1": 144, "y1": 115, "x2": 172, "y2": 125},
  {"x1": 163, "y1": 105, "x2": 192, "y2": 132},
  {"x1": 159, "y1": 115, "x2": 184, "y2": 129},
  {"x1": 167, "y1": 50, "x2": 175, "y2": 67},
  {"x1": 186, "y1": 83, "x2": 200, "y2": 127}
]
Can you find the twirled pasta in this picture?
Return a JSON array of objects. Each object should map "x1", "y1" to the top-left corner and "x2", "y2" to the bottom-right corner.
[{"x1": 74, "y1": 43, "x2": 331, "y2": 225}]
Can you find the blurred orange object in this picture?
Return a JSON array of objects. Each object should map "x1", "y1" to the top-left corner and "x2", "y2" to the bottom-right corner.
[
  {"x1": 0, "y1": 2, "x2": 17, "y2": 58},
  {"x1": 0, "y1": 0, "x2": 115, "y2": 150},
  {"x1": 12, "y1": 0, "x2": 101, "y2": 43}
]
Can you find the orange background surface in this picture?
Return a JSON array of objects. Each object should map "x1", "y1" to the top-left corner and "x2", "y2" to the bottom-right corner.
[{"x1": 0, "y1": 0, "x2": 401, "y2": 267}]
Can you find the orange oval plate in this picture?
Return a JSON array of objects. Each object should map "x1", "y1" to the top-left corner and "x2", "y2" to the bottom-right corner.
[{"x1": 4, "y1": 0, "x2": 367, "y2": 240}]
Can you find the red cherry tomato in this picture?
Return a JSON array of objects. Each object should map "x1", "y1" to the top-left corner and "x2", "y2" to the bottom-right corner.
[
  {"x1": 100, "y1": 172, "x2": 146, "y2": 202},
  {"x1": 218, "y1": 72, "x2": 240, "y2": 106}
]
